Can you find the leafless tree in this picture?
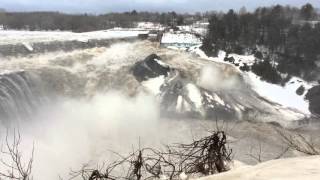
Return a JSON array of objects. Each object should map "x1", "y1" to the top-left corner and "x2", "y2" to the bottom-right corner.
[
  {"x1": 0, "y1": 129, "x2": 34, "y2": 180},
  {"x1": 247, "y1": 141, "x2": 263, "y2": 163}
]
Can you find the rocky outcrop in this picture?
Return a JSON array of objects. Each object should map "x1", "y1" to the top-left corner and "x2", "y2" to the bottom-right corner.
[
  {"x1": 296, "y1": 85, "x2": 305, "y2": 96},
  {"x1": 132, "y1": 54, "x2": 171, "y2": 82},
  {"x1": 306, "y1": 85, "x2": 320, "y2": 116},
  {"x1": 132, "y1": 54, "x2": 239, "y2": 120}
]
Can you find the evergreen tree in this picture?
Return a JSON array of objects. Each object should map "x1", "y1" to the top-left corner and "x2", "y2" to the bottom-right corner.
[{"x1": 300, "y1": 3, "x2": 315, "y2": 20}]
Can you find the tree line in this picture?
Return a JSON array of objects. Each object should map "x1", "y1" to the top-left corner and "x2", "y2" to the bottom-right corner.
[
  {"x1": 0, "y1": 10, "x2": 199, "y2": 32},
  {"x1": 202, "y1": 3, "x2": 320, "y2": 83}
]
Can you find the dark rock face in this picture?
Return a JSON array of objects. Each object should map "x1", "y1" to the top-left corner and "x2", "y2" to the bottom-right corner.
[
  {"x1": 132, "y1": 54, "x2": 171, "y2": 82},
  {"x1": 296, "y1": 85, "x2": 305, "y2": 96},
  {"x1": 305, "y1": 85, "x2": 320, "y2": 115}
]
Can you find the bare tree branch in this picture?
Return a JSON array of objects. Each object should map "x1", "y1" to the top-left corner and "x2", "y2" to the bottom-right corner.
[{"x1": 0, "y1": 129, "x2": 34, "y2": 180}]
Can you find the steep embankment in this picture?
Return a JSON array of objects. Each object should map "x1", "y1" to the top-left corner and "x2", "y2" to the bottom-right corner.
[{"x1": 186, "y1": 45, "x2": 319, "y2": 119}]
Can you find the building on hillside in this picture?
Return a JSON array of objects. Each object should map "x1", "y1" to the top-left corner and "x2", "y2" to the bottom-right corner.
[
  {"x1": 136, "y1": 22, "x2": 164, "y2": 30},
  {"x1": 160, "y1": 32, "x2": 202, "y2": 48},
  {"x1": 138, "y1": 30, "x2": 162, "y2": 41},
  {"x1": 177, "y1": 19, "x2": 209, "y2": 36}
]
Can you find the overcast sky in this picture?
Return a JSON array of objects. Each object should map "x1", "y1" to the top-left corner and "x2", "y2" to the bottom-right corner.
[{"x1": 0, "y1": 0, "x2": 319, "y2": 14}]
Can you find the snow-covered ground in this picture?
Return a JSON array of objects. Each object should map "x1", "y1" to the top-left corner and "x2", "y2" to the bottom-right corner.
[
  {"x1": 0, "y1": 29, "x2": 149, "y2": 45},
  {"x1": 198, "y1": 156, "x2": 320, "y2": 180}
]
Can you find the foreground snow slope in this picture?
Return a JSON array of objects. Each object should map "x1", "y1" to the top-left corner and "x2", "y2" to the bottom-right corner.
[{"x1": 198, "y1": 156, "x2": 320, "y2": 180}]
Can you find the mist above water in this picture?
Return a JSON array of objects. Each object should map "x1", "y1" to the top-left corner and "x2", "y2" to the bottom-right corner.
[
  {"x1": 198, "y1": 65, "x2": 240, "y2": 91},
  {"x1": 17, "y1": 92, "x2": 161, "y2": 179},
  {"x1": 0, "y1": 41, "x2": 168, "y2": 179}
]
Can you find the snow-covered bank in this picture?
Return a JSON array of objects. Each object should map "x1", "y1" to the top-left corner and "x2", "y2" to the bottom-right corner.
[
  {"x1": 0, "y1": 29, "x2": 149, "y2": 45},
  {"x1": 198, "y1": 156, "x2": 320, "y2": 180},
  {"x1": 190, "y1": 46, "x2": 315, "y2": 116}
]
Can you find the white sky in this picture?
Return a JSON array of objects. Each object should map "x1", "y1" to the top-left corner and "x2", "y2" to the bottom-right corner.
[{"x1": 0, "y1": 0, "x2": 319, "y2": 13}]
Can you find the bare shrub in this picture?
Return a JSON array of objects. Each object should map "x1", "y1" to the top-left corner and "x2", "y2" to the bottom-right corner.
[
  {"x1": 276, "y1": 128, "x2": 320, "y2": 156},
  {"x1": 69, "y1": 131, "x2": 232, "y2": 180}
]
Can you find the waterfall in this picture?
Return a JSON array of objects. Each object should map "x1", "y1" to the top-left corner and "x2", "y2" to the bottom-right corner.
[{"x1": 0, "y1": 71, "x2": 43, "y2": 122}]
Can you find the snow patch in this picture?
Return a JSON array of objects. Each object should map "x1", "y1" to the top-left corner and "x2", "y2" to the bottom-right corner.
[
  {"x1": 176, "y1": 95, "x2": 184, "y2": 112},
  {"x1": 228, "y1": 54, "x2": 255, "y2": 66},
  {"x1": 213, "y1": 94, "x2": 225, "y2": 106},
  {"x1": 186, "y1": 83, "x2": 203, "y2": 109},
  {"x1": 142, "y1": 76, "x2": 165, "y2": 95},
  {"x1": 154, "y1": 59, "x2": 170, "y2": 68}
]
